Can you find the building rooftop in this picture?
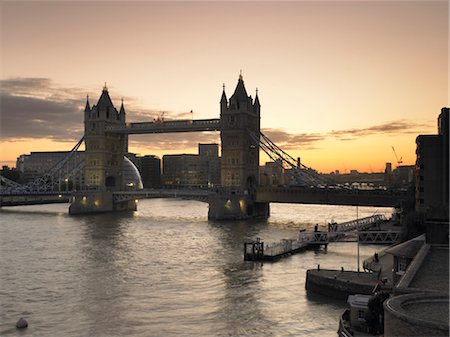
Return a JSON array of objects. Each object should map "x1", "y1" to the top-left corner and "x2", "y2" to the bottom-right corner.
[
  {"x1": 384, "y1": 293, "x2": 449, "y2": 333},
  {"x1": 385, "y1": 234, "x2": 425, "y2": 258},
  {"x1": 409, "y1": 246, "x2": 449, "y2": 293},
  {"x1": 347, "y1": 294, "x2": 371, "y2": 308}
]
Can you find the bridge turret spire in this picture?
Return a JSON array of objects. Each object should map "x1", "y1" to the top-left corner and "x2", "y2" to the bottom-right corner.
[
  {"x1": 220, "y1": 83, "x2": 227, "y2": 104},
  {"x1": 230, "y1": 72, "x2": 249, "y2": 104},
  {"x1": 119, "y1": 98, "x2": 126, "y2": 116},
  {"x1": 254, "y1": 88, "x2": 260, "y2": 107},
  {"x1": 84, "y1": 95, "x2": 91, "y2": 112},
  {"x1": 96, "y1": 84, "x2": 114, "y2": 110}
]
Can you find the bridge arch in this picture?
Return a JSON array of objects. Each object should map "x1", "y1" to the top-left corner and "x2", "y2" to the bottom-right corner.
[{"x1": 105, "y1": 176, "x2": 116, "y2": 188}]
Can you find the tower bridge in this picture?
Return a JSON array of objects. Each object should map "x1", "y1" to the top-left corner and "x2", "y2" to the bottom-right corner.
[{"x1": 0, "y1": 75, "x2": 413, "y2": 218}]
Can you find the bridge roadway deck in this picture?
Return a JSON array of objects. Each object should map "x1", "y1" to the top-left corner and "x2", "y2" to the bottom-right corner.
[
  {"x1": 105, "y1": 118, "x2": 221, "y2": 134},
  {"x1": 256, "y1": 186, "x2": 410, "y2": 207},
  {"x1": 2, "y1": 186, "x2": 411, "y2": 208},
  {"x1": 0, "y1": 192, "x2": 71, "y2": 206}
]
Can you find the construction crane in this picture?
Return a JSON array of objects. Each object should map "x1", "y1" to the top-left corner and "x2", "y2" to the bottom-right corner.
[{"x1": 391, "y1": 146, "x2": 403, "y2": 166}]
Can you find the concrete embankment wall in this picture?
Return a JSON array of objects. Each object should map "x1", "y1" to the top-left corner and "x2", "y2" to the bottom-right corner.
[
  {"x1": 306, "y1": 269, "x2": 376, "y2": 300},
  {"x1": 384, "y1": 293, "x2": 449, "y2": 337}
]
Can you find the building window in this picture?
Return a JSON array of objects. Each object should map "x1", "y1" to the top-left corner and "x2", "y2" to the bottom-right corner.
[
  {"x1": 89, "y1": 174, "x2": 100, "y2": 185},
  {"x1": 397, "y1": 257, "x2": 407, "y2": 275},
  {"x1": 358, "y1": 310, "x2": 366, "y2": 320}
]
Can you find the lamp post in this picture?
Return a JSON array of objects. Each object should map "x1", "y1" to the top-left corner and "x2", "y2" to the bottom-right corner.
[{"x1": 357, "y1": 202, "x2": 360, "y2": 274}]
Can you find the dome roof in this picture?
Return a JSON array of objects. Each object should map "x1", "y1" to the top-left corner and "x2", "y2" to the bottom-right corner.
[{"x1": 123, "y1": 156, "x2": 143, "y2": 190}]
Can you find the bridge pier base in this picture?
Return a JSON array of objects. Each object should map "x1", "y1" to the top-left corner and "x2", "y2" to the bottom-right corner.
[
  {"x1": 69, "y1": 191, "x2": 136, "y2": 215},
  {"x1": 208, "y1": 191, "x2": 269, "y2": 220}
]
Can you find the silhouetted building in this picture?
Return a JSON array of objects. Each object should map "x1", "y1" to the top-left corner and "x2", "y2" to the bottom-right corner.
[
  {"x1": 139, "y1": 155, "x2": 161, "y2": 188},
  {"x1": 162, "y1": 144, "x2": 220, "y2": 188},
  {"x1": 16, "y1": 151, "x2": 85, "y2": 184},
  {"x1": 198, "y1": 143, "x2": 221, "y2": 187},
  {"x1": 163, "y1": 154, "x2": 205, "y2": 187},
  {"x1": 392, "y1": 165, "x2": 415, "y2": 188},
  {"x1": 260, "y1": 160, "x2": 285, "y2": 186},
  {"x1": 384, "y1": 162, "x2": 393, "y2": 186},
  {"x1": 415, "y1": 107, "x2": 449, "y2": 218}
]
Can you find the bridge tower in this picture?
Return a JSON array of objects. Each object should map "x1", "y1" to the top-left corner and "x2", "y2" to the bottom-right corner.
[
  {"x1": 69, "y1": 85, "x2": 135, "y2": 214},
  {"x1": 208, "y1": 74, "x2": 269, "y2": 219}
]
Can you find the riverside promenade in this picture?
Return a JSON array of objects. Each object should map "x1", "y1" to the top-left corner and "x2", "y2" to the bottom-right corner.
[{"x1": 305, "y1": 247, "x2": 394, "y2": 300}]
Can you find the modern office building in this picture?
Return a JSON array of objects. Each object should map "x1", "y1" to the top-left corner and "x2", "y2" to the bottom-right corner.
[
  {"x1": 16, "y1": 151, "x2": 85, "y2": 185},
  {"x1": 259, "y1": 160, "x2": 285, "y2": 186},
  {"x1": 415, "y1": 107, "x2": 449, "y2": 216},
  {"x1": 198, "y1": 143, "x2": 220, "y2": 187},
  {"x1": 139, "y1": 155, "x2": 161, "y2": 188},
  {"x1": 163, "y1": 154, "x2": 205, "y2": 187},
  {"x1": 162, "y1": 144, "x2": 220, "y2": 188}
]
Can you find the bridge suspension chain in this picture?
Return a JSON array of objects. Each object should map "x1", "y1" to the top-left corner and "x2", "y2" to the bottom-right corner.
[
  {"x1": 1, "y1": 137, "x2": 85, "y2": 194},
  {"x1": 250, "y1": 130, "x2": 330, "y2": 186},
  {"x1": 0, "y1": 175, "x2": 24, "y2": 188}
]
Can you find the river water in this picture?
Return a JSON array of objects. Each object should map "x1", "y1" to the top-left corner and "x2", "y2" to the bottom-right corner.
[{"x1": 0, "y1": 200, "x2": 392, "y2": 336}]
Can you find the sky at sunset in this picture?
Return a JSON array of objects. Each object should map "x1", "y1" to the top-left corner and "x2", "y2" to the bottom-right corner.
[{"x1": 1, "y1": 0, "x2": 448, "y2": 173}]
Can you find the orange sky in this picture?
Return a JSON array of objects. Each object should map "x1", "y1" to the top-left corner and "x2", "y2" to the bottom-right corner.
[{"x1": 1, "y1": 1, "x2": 448, "y2": 173}]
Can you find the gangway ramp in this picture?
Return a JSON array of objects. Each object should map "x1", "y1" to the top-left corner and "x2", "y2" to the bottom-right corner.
[{"x1": 244, "y1": 214, "x2": 400, "y2": 261}]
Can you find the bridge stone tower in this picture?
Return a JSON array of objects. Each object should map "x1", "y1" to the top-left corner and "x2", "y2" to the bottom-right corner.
[
  {"x1": 208, "y1": 75, "x2": 269, "y2": 220},
  {"x1": 83, "y1": 84, "x2": 127, "y2": 190},
  {"x1": 69, "y1": 85, "x2": 135, "y2": 214}
]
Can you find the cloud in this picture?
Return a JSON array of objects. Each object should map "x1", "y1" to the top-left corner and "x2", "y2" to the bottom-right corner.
[
  {"x1": 0, "y1": 78, "x2": 85, "y2": 141},
  {"x1": 0, "y1": 77, "x2": 193, "y2": 142},
  {"x1": 261, "y1": 128, "x2": 325, "y2": 150},
  {"x1": 330, "y1": 120, "x2": 431, "y2": 139},
  {"x1": 0, "y1": 77, "x2": 432, "y2": 155}
]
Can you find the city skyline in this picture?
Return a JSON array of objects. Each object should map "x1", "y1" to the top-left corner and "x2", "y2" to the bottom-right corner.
[{"x1": 1, "y1": 1, "x2": 448, "y2": 173}]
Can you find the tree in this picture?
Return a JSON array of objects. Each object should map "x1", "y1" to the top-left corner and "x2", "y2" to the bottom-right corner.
[
  {"x1": 0, "y1": 166, "x2": 21, "y2": 183},
  {"x1": 365, "y1": 291, "x2": 390, "y2": 335}
]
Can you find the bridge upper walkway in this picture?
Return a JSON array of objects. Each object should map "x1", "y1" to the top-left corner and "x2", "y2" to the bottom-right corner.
[{"x1": 105, "y1": 119, "x2": 221, "y2": 134}]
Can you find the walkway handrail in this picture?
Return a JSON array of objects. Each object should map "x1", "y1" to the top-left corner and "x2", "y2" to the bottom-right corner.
[{"x1": 334, "y1": 214, "x2": 386, "y2": 232}]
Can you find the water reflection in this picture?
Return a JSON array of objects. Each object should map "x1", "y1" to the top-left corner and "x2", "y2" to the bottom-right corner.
[
  {"x1": 209, "y1": 220, "x2": 276, "y2": 335},
  {"x1": 0, "y1": 201, "x2": 390, "y2": 336},
  {"x1": 77, "y1": 213, "x2": 135, "y2": 336}
]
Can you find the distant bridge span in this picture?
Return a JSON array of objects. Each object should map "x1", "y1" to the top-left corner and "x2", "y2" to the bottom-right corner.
[{"x1": 255, "y1": 186, "x2": 410, "y2": 208}]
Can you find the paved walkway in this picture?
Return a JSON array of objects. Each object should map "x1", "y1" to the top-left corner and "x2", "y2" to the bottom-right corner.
[{"x1": 362, "y1": 248, "x2": 394, "y2": 288}]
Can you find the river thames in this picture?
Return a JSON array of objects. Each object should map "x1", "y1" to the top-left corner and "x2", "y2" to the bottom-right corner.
[{"x1": 0, "y1": 199, "x2": 392, "y2": 336}]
